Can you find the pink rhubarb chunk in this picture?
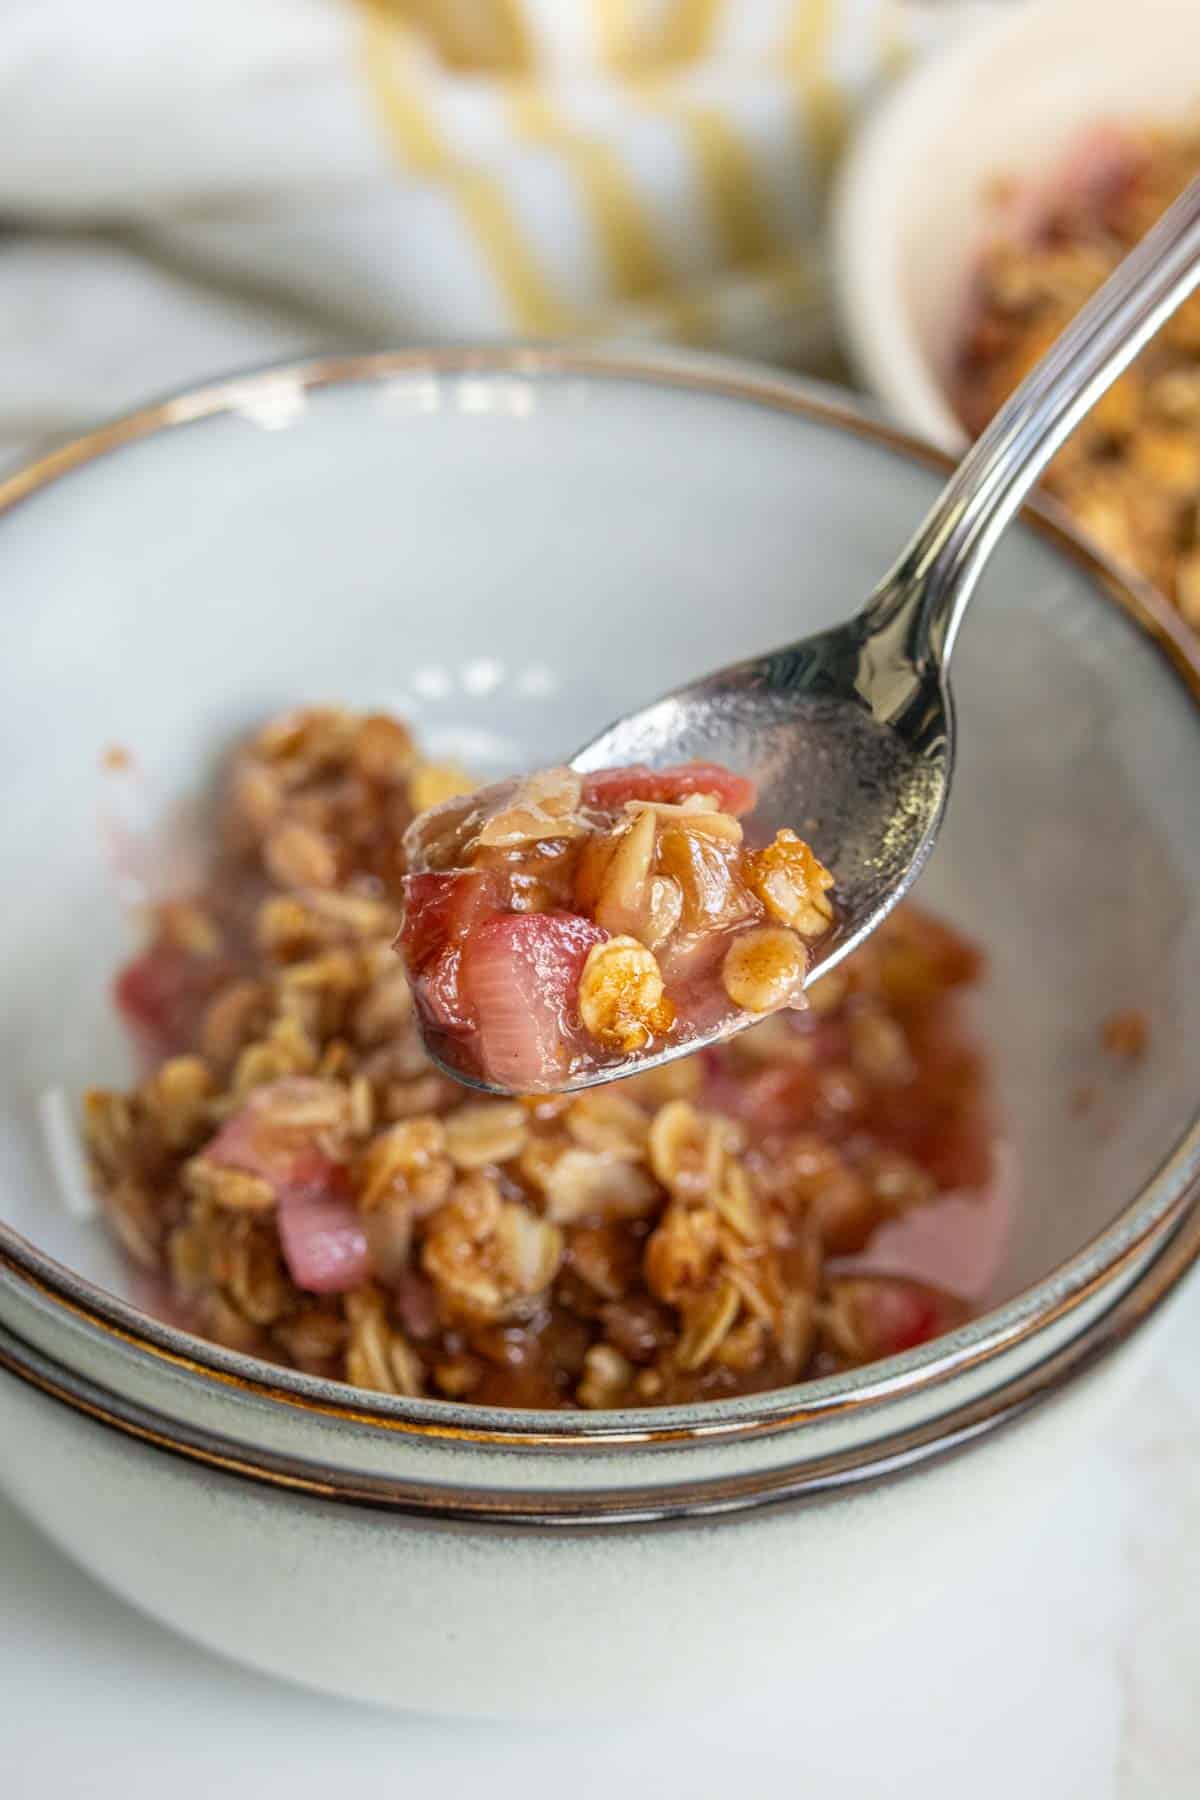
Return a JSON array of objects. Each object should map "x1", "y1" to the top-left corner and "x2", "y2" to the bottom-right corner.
[
  {"x1": 461, "y1": 911, "x2": 608, "y2": 1092},
  {"x1": 399, "y1": 869, "x2": 498, "y2": 1034},
  {"x1": 201, "y1": 1078, "x2": 368, "y2": 1294},
  {"x1": 114, "y1": 941, "x2": 224, "y2": 1066},
  {"x1": 835, "y1": 1276, "x2": 967, "y2": 1360},
  {"x1": 581, "y1": 762, "x2": 757, "y2": 818},
  {"x1": 275, "y1": 1183, "x2": 370, "y2": 1295}
]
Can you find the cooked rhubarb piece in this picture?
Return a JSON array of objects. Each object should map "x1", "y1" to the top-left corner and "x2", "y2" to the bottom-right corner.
[
  {"x1": 398, "y1": 761, "x2": 836, "y2": 1090},
  {"x1": 191, "y1": 1078, "x2": 369, "y2": 1294},
  {"x1": 114, "y1": 916, "x2": 235, "y2": 1065},
  {"x1": 460, "y1": 911, "x2": 608, "y2": 1091},
  {"x1": 822, "y1": 1275, "x2": 969, "y2": 1363},
  {"x1": 580, "y1": 763, "x2": 757, "y2": 816}
]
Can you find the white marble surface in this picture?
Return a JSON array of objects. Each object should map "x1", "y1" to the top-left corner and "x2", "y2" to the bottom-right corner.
[{"x1": 2, "y1": 1287, "x2": 1196, "y2": 1799}]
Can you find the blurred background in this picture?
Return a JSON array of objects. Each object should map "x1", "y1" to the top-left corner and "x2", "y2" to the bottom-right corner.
[
  {"x1": 1, "y1": 0, "x2": 950, "y2": 468},
  {"x1": 8, "y1": 0, "x2": 1197, "y2": 634}
]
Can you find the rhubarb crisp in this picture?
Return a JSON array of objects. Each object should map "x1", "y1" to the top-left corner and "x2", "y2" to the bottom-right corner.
[
  {"x1": 399, "y1": 761, "x2": 834, "y2": 1091},
  {"x1": 83, "y1": 706, "x2": 1000, "y2": 1409},
  {"x1": 957, "y1": 119, "x2": 1200, "y2": 624}
]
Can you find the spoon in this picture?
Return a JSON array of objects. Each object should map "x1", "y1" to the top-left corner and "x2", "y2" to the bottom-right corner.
[{"x1": 440, "y1": 176, "x2": 1200, "y2": 1096}]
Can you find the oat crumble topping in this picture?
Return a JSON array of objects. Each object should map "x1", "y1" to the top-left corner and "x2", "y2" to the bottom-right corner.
[
  {"x1": 84, "y1": 707, "x2": 997, "y2": 1409},
  {"x1": 957, "y1": 119, "x2": 1200, "y2": 625}
]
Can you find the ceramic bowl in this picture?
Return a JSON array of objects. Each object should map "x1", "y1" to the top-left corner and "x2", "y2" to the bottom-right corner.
[
  {"x1": 1, "y1": 347, "x2": 1199, "y2": 1719},
  {"x1": 832, "y1": 0, "x2": 1199, "y2": 448}
]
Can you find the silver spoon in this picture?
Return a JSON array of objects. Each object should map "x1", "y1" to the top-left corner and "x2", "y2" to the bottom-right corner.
[{"x1": 443, "y1": 176, "x2": 1200, "y2": 1096}]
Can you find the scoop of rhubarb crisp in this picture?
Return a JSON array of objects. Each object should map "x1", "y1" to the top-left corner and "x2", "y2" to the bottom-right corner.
[{"x1": 398, "y1": 761, "x2": 836, "y2": 1091}]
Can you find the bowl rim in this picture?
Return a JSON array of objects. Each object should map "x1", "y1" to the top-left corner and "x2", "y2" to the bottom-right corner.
[{"x1": 2, "y1": 342, "x2": 1199, "y2": 1462}]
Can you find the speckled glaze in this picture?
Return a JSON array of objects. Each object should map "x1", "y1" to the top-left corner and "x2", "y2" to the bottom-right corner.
[{"x1": 1, "y1": 349, "x2": 1198, "y2": 1716}]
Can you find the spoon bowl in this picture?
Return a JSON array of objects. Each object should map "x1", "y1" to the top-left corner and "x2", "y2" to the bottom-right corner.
[{"x1": 572, "y1": 628, "x2": 949, "y2": 975}]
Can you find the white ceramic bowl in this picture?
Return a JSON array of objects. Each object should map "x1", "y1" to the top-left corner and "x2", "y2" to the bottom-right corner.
[
  {"x1": 1, "y1": 347, "x2": 1199, "y2": 1719},
  {"x1": 833, "y1": 0, "x2": 1200, "y2": 448}
]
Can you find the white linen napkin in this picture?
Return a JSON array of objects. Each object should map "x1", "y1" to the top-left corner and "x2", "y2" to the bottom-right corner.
[{"x1": 0, "y1": 0, "x2": 945, "y2": 465}]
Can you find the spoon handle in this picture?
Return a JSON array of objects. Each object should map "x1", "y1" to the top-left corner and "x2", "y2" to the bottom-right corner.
[{"x1": 881, "y1": 172, "x2": 1200, "y2": 668}]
